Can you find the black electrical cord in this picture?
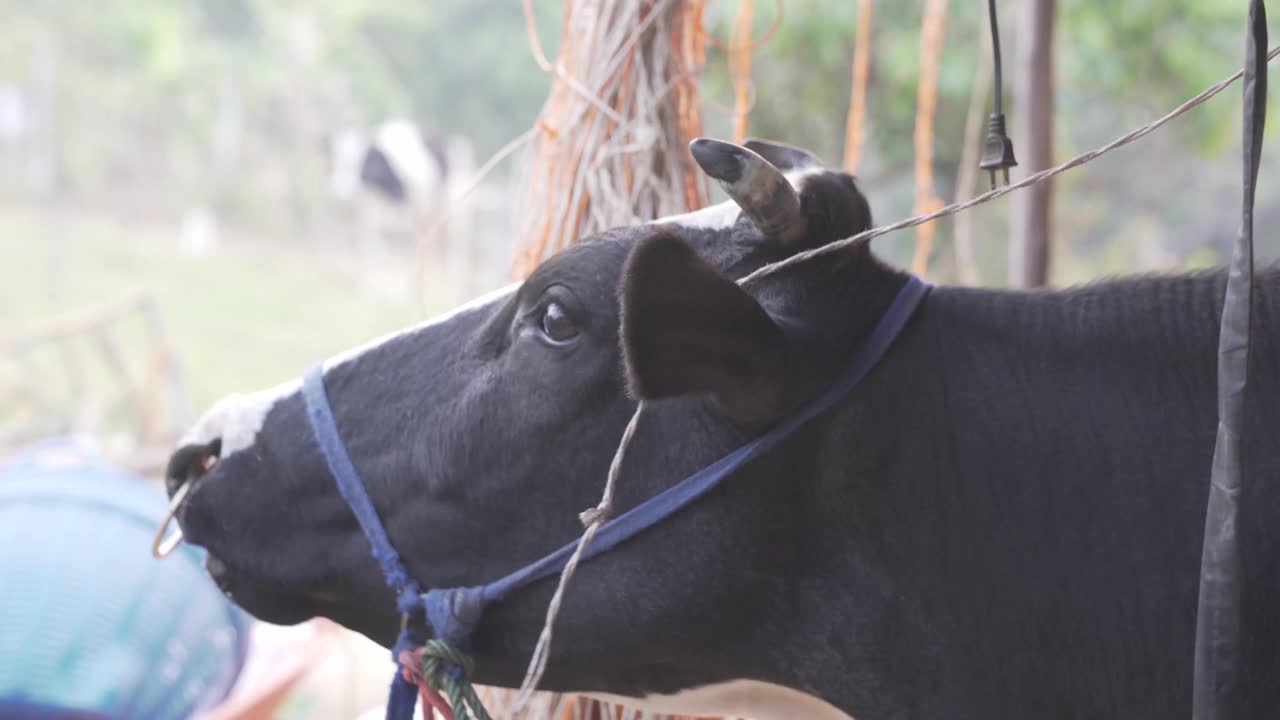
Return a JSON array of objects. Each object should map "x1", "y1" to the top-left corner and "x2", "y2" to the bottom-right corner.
[
  {"x1": 988, "y1": 0, "x2": 1004, "y2": 117},
  {"x1": 979, "y1": 0, "x2": 1017, "y2": 187}
]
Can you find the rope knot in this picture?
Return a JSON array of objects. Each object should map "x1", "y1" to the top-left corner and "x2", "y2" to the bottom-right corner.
[
  {"x1": 397, "y1": 640, "x2": 492, "y2": 720},
  {"x1": 421, "y1": 638, "x2": 476, "y2": 681},
  {"x1": 578, "y1": 501, "x2": 612, "y2": 527},
  {"x1": 424, "y1": 586, "x2": 487, "y2": 649}
]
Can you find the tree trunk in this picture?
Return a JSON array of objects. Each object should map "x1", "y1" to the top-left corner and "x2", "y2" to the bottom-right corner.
[{"x1": 1008, "y1": 0, "x2": 1055, "y2": 288}]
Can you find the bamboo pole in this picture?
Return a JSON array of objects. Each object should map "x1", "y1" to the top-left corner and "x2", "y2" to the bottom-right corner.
[
  {"x1": 952, "y1": 21, "x2": 994, "y2": 285},
  {"x1": 910, "y1": 0, "x2": 949, "y2": 277},
  {"x1": 729, "y1": 0, "x2": 754, "y2": 143},
  {"x1": 843, "y1": 0, "x2": 874, "y2": 173},
  {"x1": 1008, "y1": 0, "x2": 1055, "y2": 287}
]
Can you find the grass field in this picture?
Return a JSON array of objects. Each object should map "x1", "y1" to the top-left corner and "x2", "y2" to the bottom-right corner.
[{"x1": 0, "y1": 206, "x2": 468, "y2": 428}]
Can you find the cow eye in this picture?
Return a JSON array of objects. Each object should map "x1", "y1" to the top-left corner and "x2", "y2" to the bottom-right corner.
[{"x1": 539, "y1": 301, "x2": 579, "y2": 344}]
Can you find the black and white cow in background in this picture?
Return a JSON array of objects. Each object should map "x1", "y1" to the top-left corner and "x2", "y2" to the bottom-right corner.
[
  {"x1": 326, "y1": 119, "x2": 477, "y2": 278},
  {"x1": 165, "y1": 137, "x2": 1280, "y2": 720}
]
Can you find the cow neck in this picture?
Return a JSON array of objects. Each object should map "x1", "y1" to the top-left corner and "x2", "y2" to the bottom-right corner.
[{"x1": 301, "y1": 274, "x2": 932, "y2": 720}]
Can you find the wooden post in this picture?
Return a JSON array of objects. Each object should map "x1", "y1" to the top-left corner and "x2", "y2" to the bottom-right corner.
[
  {"x1": 842, "y1": 0, "x2": 873, "y2": 173},
  {"x1": 953, "y1": 28, "x2": 993, "y2": 286},
  {"x1": 1008, "y1": 0, "x2": 1055, "y2": 287},
  {"x1": 729, "y1": 0, "x2": 754, "y2": 143},
  {"x1": 910, "y1": 0, "x2": 949, "y2": 278},
  {"x1": 27, "y1": 28, "x2": 58, "y2": 200}
]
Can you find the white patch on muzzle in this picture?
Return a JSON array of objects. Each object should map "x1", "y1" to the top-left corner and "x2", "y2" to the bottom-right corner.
[
  {"x1": 179, "y1": 378, "x2": 303, "y2": 456},
  {"x1": 181, "y1": 282, "x2": 520, "y2": 459}
]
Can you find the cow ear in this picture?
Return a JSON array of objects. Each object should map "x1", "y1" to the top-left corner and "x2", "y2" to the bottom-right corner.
[
  {"x1": 742, "y1": 138, "x2": 822, "y2": 171},
  {"x1": 620, "y1": 231, "x2": 787, "y2": 420}
]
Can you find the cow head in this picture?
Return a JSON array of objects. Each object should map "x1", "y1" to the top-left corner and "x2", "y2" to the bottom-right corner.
[{"x1": 167, "y1": 138, "x2": 909, "y2": 701}]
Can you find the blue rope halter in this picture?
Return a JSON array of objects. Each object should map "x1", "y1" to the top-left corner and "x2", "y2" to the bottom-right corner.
[{"x1": 302, "y1": 274, "x2": 931, "y2": 720}]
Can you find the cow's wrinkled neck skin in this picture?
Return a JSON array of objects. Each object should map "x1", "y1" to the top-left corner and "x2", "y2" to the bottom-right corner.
[{"x1": 823, "y1": 269, "x2": 1280, "y2": 719}]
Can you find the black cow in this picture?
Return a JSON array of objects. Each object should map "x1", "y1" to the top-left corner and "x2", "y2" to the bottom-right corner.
[{"x1": 165, "y1": 138, "x2": 1280, "y2": 720}]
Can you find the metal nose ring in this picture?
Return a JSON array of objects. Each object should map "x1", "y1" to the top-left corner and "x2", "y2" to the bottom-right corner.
[{"x1": 151, "y1": 481, "x2": 192, "y2": 559}]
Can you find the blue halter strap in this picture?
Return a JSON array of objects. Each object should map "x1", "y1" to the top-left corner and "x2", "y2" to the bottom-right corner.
[{"x1": 302, "y1": 274, "x2": 931, "y2": 720}]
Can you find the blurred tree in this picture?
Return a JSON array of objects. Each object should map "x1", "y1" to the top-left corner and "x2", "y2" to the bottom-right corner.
[
  {"x1": 1009, "y1": 0, "x2": 1055, "y2": 288},
  {"x1": 0, "y1": 0, "x2": 1275, "y2": 281},
  {"x1": 700, "y1": 0, "x2": 1280, "y2": 282}
]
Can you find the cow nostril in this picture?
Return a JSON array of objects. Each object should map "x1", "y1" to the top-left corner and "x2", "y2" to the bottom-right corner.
[{"x1": 165, "y1": 437, "x2": 223, "y2": 496}]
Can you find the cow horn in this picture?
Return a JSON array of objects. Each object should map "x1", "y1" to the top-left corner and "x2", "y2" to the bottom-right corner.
[{"x1": 689, "y1": 138, "x2": 807, "y2": 244}]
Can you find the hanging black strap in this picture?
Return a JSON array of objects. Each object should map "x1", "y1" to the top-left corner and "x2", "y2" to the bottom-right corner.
[{"x1": 1193, "y1": 2, "x2": 1267, "y2": 718}]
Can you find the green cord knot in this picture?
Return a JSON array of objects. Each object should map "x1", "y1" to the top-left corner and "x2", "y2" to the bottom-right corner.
[{"x1": 417, "y1": 639, "x2": 492, "y2": 720}]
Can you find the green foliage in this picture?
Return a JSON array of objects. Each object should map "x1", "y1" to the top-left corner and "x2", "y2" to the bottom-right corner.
[
  {"x1": 0, "y1": 0, "x2": 560, "y2": 239},
  {"x1": 0, "y1": 0, "x2": 1275, "y2": 286},
  {"x1": 702, "y1": 0, "x2": 1280, "y2": 281}
]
